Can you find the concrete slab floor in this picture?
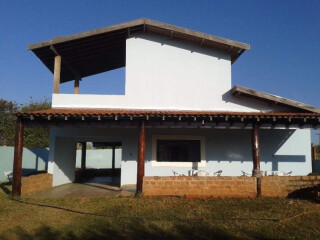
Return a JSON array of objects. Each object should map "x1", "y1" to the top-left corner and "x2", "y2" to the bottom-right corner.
[
  {"x1": 27, "y1": 176, "x2": 136, "y2": 198},
  {"x1": 84, "y1": 176, "x2": 120, "y2": 187}
]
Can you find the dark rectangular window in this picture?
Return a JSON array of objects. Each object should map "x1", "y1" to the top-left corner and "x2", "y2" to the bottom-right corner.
[{"x1": 156, "y1": 140, "x2": 201, "y2": 162}]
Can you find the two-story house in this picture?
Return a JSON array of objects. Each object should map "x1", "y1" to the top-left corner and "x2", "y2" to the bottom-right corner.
[{"x1": 12, "y1": 19, "x2": 320, "y2": 197}]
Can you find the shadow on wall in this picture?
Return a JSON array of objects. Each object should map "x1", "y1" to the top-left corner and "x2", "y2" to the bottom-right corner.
[
  {"x1": 23, "y1": 148, "x2": 49, "y2": 176},
  {"x1": 0, "y1": 147, "x2": 49, "y2": 182},
  {"x1": 260, "y1": 129, "x2": 306, "y2": 171},
  {"x1": 142, "y1": 128, "x2": 304, "y2": 175},
  {"x1": 137, "y1": 32, "x2": 230, "y2": 61},
  {"x1": 205, "y1": 129, "x2": 304, "y2": 171}
]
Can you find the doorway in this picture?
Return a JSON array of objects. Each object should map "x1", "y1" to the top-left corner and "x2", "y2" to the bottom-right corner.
[{"x1": 75, "y1": 142, "x2": 122, "y2": 187}]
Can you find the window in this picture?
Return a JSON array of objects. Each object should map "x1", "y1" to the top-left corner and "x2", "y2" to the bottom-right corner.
[
  {"x1": 151, "y1": 135, "x2": 206, "y2": 167},
  {"x1": 156, "y1": 140, "x2": 201, "y2": 162}
]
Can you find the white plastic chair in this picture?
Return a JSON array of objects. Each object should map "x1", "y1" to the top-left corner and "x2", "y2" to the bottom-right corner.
[
  {"x1": 284, "y1": 171, "x2": 292, "y2": 176},
  {"x1": 172, "y1": 170, "x2": 185, "y2": 176},
  {"x1": 274, "y1": 171, "x2": 292, "y2": 176},
  {"x1": 274, "y1": 171, "x2": 285, "y2": 176},
  {"x1": 189, "y1": 169, "x2": 198, "y2": 176},
  {"x1": 241, "y1": 170, "x2": 251, "y2": 177},
  {"x1": 207, "y1": 170, "x2": 222, "y2": 176},
  {"x1": 197, "y1": 170, "x2": 207, "y2": 176},
  {"x1": 4, "y1": 171, "x2": 13, "y2": 181},
  {"x1": 265, "y1": 171, "x2": 274, "y2": 176}
]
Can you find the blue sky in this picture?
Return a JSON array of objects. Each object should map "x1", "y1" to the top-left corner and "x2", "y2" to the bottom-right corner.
[{"x1": 1, "y1": 0, "x2": 319, "y2": 142}]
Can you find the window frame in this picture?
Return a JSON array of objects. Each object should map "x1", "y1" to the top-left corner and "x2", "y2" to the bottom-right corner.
[{"x1": 151, "y1": 135, "x2": 206, "y2": 167}]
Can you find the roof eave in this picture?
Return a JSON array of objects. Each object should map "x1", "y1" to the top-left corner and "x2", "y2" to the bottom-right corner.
[
  {"x1": 27, "y1": 18, "x2": 250, "y2": 52},
  {"x1": 27, "y1": 18, "x2": 146, "y2": 50},
  {"x1": 231, "y1": 85, "x2": 320, "y2": 114}
]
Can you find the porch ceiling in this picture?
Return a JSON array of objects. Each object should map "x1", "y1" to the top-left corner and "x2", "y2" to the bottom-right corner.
[{"x1": 15, "y1": 108, "x2": 320, "y2": 129}]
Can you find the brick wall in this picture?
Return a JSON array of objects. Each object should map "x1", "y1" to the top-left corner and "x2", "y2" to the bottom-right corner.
[
  {"x1": 143, "y1": 176, "x2": 320, "y2": 198},
  {"x1": 261, "y1": 176, "x2": 320, "y2": 198},
  {"x1": 143, "y1": 176, "x2": 257, "y2": 198},
  {"x1": 21, "y1": 173, "x2": 53, "y2": 196}
]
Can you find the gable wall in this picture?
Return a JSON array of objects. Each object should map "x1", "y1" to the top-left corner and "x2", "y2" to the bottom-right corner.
[
  {"x1": 52, "y1": 33, "x2": 290, "y2": 112},
  {"x1": 125, "y1": 33, "x2": 232, "y2": 110}
]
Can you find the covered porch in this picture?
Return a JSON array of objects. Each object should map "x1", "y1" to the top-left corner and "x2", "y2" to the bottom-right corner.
[{"x1": 12, "y1": 109, "x2": 320, "y2": 197}]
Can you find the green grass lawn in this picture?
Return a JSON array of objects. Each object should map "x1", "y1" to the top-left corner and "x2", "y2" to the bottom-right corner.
[{"x1": 0, "y1": 183, "x2": 320, "y2": 240}]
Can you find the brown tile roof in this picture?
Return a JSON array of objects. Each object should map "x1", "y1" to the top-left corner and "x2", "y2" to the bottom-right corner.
[{"x1": 16, "y1": 108, "x2": 320, "y2": 118}]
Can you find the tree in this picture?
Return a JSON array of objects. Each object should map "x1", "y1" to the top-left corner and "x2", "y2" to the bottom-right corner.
[
  {"x1": 0, "y1": 98, "x2": 51, "y2": 148},
  {"x1": 0, "y1": 99, "x2": 19, "y2": 146},
  {"x1": 21, "y1": 98, "x2": 51, "y2": 148}
]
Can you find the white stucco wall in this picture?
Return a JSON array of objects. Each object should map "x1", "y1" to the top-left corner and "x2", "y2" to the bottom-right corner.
[
  {"x1": 48, "y1": 127, "x2": 311, "y2": 187},
  {"x1": 48, "y1": 137, "x2": 77, "y2": 186},
  {"x1": 52, "y1": 32, "x2": 289, "y2": 112},
  {"x1": 0, "y1": 147, "x2": 48, "y2": 182},
  {"x1": 141, "y1": 128, "x2": 311, "y2": 185}
]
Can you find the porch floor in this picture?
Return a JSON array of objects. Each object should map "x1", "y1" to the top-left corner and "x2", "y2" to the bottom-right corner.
[{"x1": 26, "y1": 176, "x2": 135, "y2": 198}]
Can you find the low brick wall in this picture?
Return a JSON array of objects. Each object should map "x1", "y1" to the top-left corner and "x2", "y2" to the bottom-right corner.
[
  {"x1": 261, "y1": 176, "x2": 320, "y2": 198},
  {"x1": 21, "y1": 173, "x2": 53, "y2": 196},
  {"x1": 143, "y1": 176, "x2": 257, "y2": 198},
  {"x1": 143, "y1": 176, "x2": 320, "y2": 198}
]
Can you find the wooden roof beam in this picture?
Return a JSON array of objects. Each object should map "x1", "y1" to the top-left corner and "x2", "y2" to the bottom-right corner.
[
  {"x1": 200, "y1": 38, "x2": 204, "y2": 47},
  {"x1": 231, "y1": 49, "x2": 245, "y2": 64},
  {"x1": 50, "y1": 45, "x2": 81, "y2": 80}
]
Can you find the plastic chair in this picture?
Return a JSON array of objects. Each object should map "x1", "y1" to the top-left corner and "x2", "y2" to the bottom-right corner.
[
  {"x1": 207, "y1": 170, "x2": 222, "y2": 176},
  {"x1": 189, "y1": 169, "x2": 198, "y2": 176},
  {"x1": 4, "y1": 171, "x2": 13, "y2": 181},
  {"x1": 265, "y1": 171, "x2": 274, "y2": 176},
  {"x1": 172, "y1": 170, "x2": 185, "y2": 176},
  {"x1": 241, "y1": 170, "x2": 251, "y2": 177},
  {"x1": 284, "y1": 171, "x2": 292, "y2": 176}
]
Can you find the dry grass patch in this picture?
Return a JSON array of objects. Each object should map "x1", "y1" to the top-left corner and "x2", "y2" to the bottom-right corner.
[{"x1": 0, "y1": 183, "x2": 320, "y2": 239}]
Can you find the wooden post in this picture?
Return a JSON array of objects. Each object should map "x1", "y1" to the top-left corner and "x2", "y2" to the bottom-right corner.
[
  {"x1": 74, "y1": 78, "x2": 80, "y2": 94},
  {"x1": 81, "y1": 142, "x2": 86, "y2": 173},
  {"x1": 53, "y1": 55, "x2": 61, "y2": 94},
  {"x1": 12, "y1": 119, "x2": 24, "y2": 197},
  {"x1": 252, "y1": 123, "x2": 261, "y2": 197},
  {"x1": 136, "y1": 120, "x2": 145, "y2": 194},
  {"x1": 311, "y1": 144, "x2": 318, "y2": 173},
  {"x1": 112, "y1": 144, "x2": 115, "y2": 173},
  {"x1": 311, "y1": 144, "x2": 317, "y2": 161},
  {"x1": 252, "y1": 123, "x2": 260, "y2": 175}
]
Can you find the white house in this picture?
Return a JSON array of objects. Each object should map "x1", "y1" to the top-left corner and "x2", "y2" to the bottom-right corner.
[{"x1": 12, "y1": 19, "x2": 320, "y2": 196}]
